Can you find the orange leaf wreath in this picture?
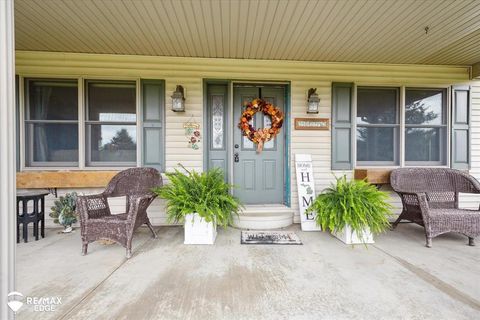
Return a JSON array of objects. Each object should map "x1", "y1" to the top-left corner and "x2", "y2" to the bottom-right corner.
[{"x1": 238, "y1": 98, "x2": 284, "y2": 153}]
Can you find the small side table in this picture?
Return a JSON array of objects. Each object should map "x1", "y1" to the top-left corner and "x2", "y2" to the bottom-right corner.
[{"x1": 17, "y1": 190, "x2": 49, "y2": 243}]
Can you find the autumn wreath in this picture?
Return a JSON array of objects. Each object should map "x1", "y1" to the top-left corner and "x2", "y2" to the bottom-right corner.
[{"x1": 238, "y1": 98, "x2": 284, "y2": 153}]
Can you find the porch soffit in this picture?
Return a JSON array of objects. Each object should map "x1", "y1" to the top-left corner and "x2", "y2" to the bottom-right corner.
[{"x1": 14, "y1": 0, "x2": 480, "y2": 68}]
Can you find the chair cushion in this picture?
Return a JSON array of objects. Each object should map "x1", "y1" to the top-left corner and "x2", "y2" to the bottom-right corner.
[
  {"x1": 429, "y1": 209, "x2": 480, "y2": 221},
  {"x1": 88, "y1": 213, "x2": 128, "y2": 223}
]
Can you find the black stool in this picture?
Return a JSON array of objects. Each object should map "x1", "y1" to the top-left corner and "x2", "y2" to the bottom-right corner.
[{"x1": 17, "y1": 191, "x2": 49, "y2": 243}]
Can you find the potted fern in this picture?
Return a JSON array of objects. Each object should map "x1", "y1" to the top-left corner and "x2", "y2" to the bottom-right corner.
[
  {"x1": 153, "y1": 165, "x2": 242, "y2": 244},
  {"x1": 306, "y1": 176, "x2": 393, "y2": 244},
  {"x1": 50, "y1": 192, "x2": 78, "y2": 233}
]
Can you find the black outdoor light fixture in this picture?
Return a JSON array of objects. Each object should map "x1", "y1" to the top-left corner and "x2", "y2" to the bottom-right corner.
[
  {"x1": 171, "y1": 85, "x2": 185, "y2": 112},
  {"x1": 307, "y1": 88, "x2": 320, "y2": 114}
]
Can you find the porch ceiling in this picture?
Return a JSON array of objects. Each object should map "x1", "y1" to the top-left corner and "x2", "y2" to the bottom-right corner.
[{"x1": 15, "y1": 0, "x2": 480, "y2": 67}]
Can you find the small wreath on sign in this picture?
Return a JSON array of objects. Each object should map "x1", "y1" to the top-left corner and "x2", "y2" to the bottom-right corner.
[{"x1": 238, "y1": 98, "x2": 284, "y2": 153}]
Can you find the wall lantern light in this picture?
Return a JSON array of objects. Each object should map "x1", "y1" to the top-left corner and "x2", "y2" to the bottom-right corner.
[
  {"x1": 307, "y1": 88, "x2": 320, "y2": 114},
  {"x1": 171, "y1": 85, "x2": 186, "y2": 112}
]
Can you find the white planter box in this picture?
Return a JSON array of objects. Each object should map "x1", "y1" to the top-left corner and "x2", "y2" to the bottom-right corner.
[
  {"x1": 184, "y1": 213, "x2": 217, "y2": 245},
  {"x1": 333, "y1": 224, "x2": 374, "y2": 244}
]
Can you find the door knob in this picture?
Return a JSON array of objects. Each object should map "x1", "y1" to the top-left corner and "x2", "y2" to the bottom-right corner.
[{"x1": 234, "y1": 152, "x2": 239, "y2": 163}]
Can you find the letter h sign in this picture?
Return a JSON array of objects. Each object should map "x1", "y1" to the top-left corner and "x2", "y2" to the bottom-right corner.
[{"x1": 300, "y1": 172, "x2": 310, "y2": 183}]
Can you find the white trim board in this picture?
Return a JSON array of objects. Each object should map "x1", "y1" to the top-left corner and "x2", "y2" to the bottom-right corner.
[{"x1": 0, "y1": 1, "x2": 16, "y2": 319}]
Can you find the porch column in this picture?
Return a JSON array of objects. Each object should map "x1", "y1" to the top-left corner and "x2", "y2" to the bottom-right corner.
[{"x1": 0, "y1": 0, "x2": 16, "y2": 319}]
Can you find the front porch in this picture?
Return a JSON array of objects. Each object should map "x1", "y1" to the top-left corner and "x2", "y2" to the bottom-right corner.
[
  {"x1": 17, "y1": 224, "x2": 480, "y2": 320},
  {"x1": 2, "y1": 1, "x2": 480, "y2": 319}
]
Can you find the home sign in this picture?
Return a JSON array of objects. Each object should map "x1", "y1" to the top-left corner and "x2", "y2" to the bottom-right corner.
[{"x1": 295, "y1": 154, "x2": 321, "y2": 231}]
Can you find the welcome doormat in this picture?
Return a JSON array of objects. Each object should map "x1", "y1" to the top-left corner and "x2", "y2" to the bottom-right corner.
[{"x1": 241, "y1": 231, "x2": 302, "y2": 245}]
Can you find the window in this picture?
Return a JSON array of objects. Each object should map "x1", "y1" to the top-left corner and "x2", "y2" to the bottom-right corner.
[
  {"x1": 25, "y1": 79, "x2": 78, "y2": 166},
  {"x1": 356, "y1": 87, "x2": 399, "y2": 165},
  {"x1": 86, "y1": 81, "x2": 137, "y2": 166},
  {"x1": 405, "y1": 88, "x2": 447, "y2": 165},
  {"x1": 355, "y1": 86, "x2": 447, "y2": 166},
  {"x1": 24, "y1": 78, "x2": 141, "y2": 168}
]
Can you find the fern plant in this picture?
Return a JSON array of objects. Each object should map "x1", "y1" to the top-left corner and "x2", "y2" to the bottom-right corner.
[
  {"x1": 50, "y1": 192, "x2": 78, "y2": 227},
  {"x1": 152, "y1": 166, "x2": 242, "y2": 228},
  {"x1": 306, "y1": 175, "x2": 393, "y2": 240}
]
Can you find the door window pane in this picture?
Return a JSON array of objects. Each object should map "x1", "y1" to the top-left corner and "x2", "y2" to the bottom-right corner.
[
  {"x1": 357, "y1": 127, "x2": 396, "y2": 162},
  {"x1": 242, "y1": 116, "x2": 255, "y2": 150},
  {"x1": 263, "y1": 96, "x2": 276, "y2": 150},
  {"x1": 357, "y1": 88, "x2": 398, "y2": 124},
  {"x1": 241, "y1": 96, "x2": 255, "y2": 150},
  {"x1": 263, "y1": 114, "x2": 275, "y2": 150},
  {"x1": 405, "y1": 89, "x2": 445, "y2": 125},
  {"x1": 211, "y1": 95, "x2": 224, "y2": 149},
  {"x1": 26, "y1": 123, "x2": 78, "y2": 163},
  {"x1": 89, "y1": 125, "x2": 137, "y2": 163}
]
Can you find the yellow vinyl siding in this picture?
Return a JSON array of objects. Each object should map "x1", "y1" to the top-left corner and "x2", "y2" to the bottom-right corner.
[
  {"x1": 461, "y1": 82, "x2": 480, "y2": 210},
  {"x1": 16, "y1": 51, "x2": 479, "y2": 225}
]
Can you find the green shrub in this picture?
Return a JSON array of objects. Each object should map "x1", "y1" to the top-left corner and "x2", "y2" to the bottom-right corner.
[
  {"x1": 152, "y1": 166, "x2": 242, "y2": 228},
  {"x1": 306, "y1": 175, "x2": 393, "y2": 240},
  {"x1": 50, "y1": 192, "x2": 78, "y2": 227}
]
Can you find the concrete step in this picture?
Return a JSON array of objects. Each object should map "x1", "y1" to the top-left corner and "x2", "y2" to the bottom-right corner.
[{"x1": 232, "y1": 205, "x2": 294, "y2": 230}]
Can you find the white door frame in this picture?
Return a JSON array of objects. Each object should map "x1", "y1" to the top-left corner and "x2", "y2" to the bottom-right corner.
[{"x1": 0, "y1": 0, "x2": 16, "y2": 319}]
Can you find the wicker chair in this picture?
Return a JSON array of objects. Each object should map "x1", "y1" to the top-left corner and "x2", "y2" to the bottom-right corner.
[
  {"x1": 390, "y1": 168, "x2": 480, "y2": 247},
  {"x1": 77, "y1": 167, "x2": 161, "y2": 258}
]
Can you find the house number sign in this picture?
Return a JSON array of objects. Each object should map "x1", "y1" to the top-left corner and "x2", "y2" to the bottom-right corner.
[
  {"x1": 294, "y1": 118, "x2": 329, "y2": 130},
  {"x1": 295, "y1": 154, "x2": 321, "y2": 231}
]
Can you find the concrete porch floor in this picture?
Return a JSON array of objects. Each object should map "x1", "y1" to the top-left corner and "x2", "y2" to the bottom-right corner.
[{"x1": 16, "y1": 224, "x2": 480, "y2": 320}]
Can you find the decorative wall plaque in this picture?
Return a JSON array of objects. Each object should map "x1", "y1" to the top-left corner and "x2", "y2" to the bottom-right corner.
[
  {"x1": 294, "y1": 118, "x2": 329, "y2": 130},
  {"x1": 184, "y1": 118, "x2": 201, "y2": 150}
]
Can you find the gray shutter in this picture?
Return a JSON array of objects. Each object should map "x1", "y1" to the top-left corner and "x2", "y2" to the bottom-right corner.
[
  {"x1": 141, "y1": 80, "x2": 165, "y2": 171},
  {"x1": 451, "y1": 85, "x2": 471, "y2": 169},
  {"x1": 331, "y1": 82, "x2": 354, "y2": 170}
]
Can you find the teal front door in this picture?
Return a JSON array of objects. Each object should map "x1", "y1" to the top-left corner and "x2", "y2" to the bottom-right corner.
[{"x1": 233, "y1": 85, "x2": 285, "y2": 204}]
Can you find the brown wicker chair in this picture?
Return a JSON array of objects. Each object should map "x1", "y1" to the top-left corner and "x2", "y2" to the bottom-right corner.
[
  {"x1": 77, "y1": 167, "x2": 162, "y2": 258},
  {"x1": 390, "y1": 168, "x2": 480, "y2": 247}
]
